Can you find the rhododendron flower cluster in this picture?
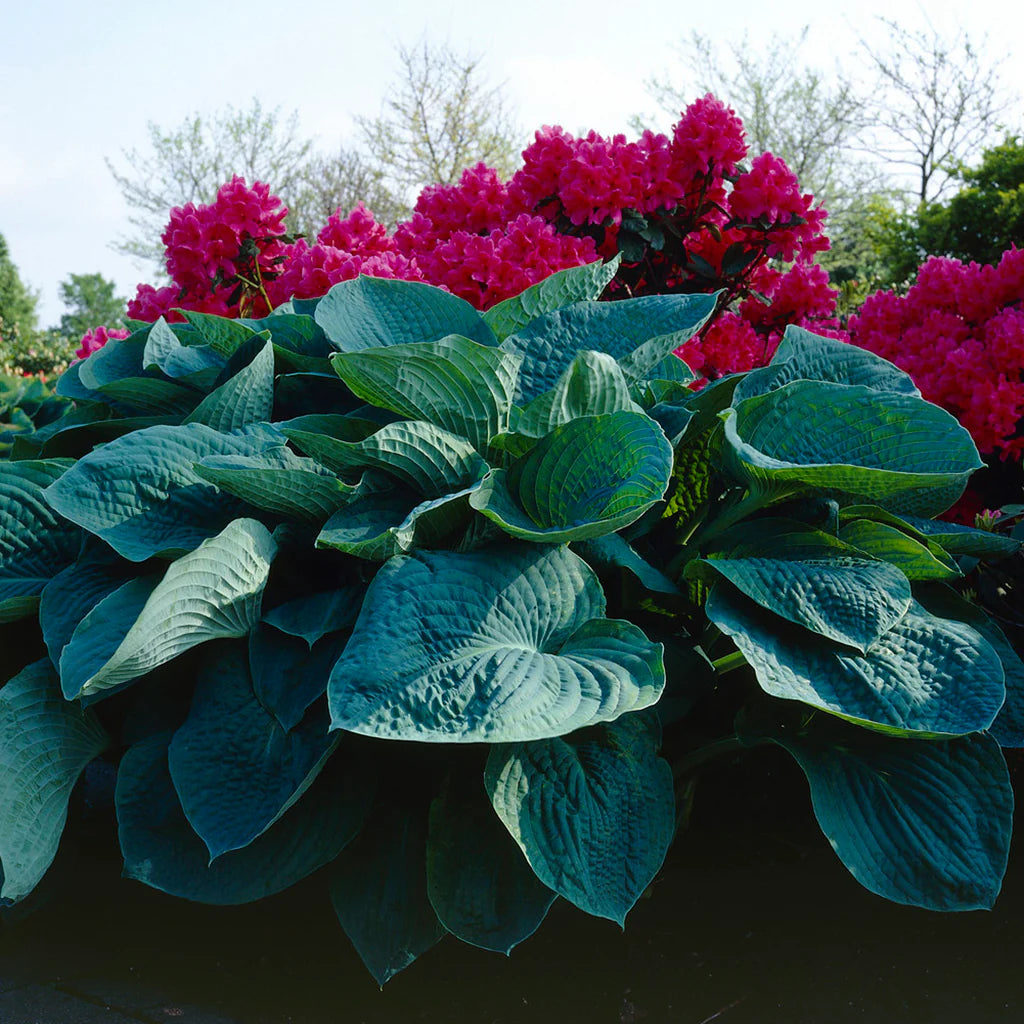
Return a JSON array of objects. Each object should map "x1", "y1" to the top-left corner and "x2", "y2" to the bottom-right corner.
[
  {"x1": 850, "y1": 248, "x2": 1024, "y2": 458},
  {"x1": 112, "y1": 94, "x2": 836, "y2": 380}
]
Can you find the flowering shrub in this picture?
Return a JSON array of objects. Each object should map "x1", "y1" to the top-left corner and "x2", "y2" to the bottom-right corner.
[
  {"x1": 850, "y1": 248, "x2": 1024, "y2": 459},
  {"x1": 75, "y1": 325, "x2": 130, "y2": 361},
  {"x1": 121, "y1": 94, "x2": 837, "y2": 377}
]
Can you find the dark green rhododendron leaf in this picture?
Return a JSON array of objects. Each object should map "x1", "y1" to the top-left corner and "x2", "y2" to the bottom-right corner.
[
  {"x1": 250, "y1": 624, "x2": 349, "y2": 732},
  {"x1": 43, "y1": 422, "x2": 280, "y2": 561},
  {"x1": 0, "y1": 460, "x2": 80, "y2": 623},
  {"x1": 691, "y1": 556, "x2": 911, "y2": 652},
  {"x1": 261, "y1": 586, "x2": 364, "y2": 647},
  {"x1": 914, "y1": 584, "x2": 1024, "y2": 749},
  {"x1": 514, "y1": 351, "x2": 643, "y2": 439},
  {"x1": 426, "y1": 773, "x2": 555, "y2": 953},
  {"x1": 838, "y1": 519, "x2": 960, "y2": 580},
  {"x1": 741, "y1": 709, "x2": 1012, "y2": 911},
  {"x1": 0, "y1": 660, "x2": 107, "y2": 902},
  {"x1": 142, "y1": 317, "x2": 225, "y2": 384},
  {"x1": 329, "y1": 797, "x2": 446, "y2": 986},
  {"x1": 60, "y1": 518, "x2": 276, "y2": 701},
  {"x1": 329, "y1": 544, "x2": 665, "y2": 742},
  {"x1": 315, "y1": 275, "x2": 496, "y2": 351},
  {"x1": 483, "y1": 257, "x2": 621, "y2": 341},
  {"x1": 731, "y1": 325, "x2": 919, "y2": 404},
  {"x1": 184, "y1": 336, "x2": 275, "y2": 432},
  {"x1": 331, "y1": 336, "x2": 520, "y2": 453},
  {"x1": 284, "y1": 420, "x2": 489, "y2": 497},
  {"x1": 317, "y1": 487, "x2": 476, "y2": 561},
  {"x1": 722, "y1": 381, "x2": 983, "y2": 516},
  {"x1": 471, "y1": 412, "x2": 673, "y2": 543},
  {"x1": 500, "y1": 292, "x2": 718, "y2": 404},
  {"x1": 707, "y1": 583, "x2": 1004, "y2": 736},
  {"x1": 117, "y1": 731, "x2": 369, "y2": 905},
  {"x1": 485, "y1": 712, "x2": 674, "y2": 925},
  {"x1": 168, "y1": 643, "x2": 337, "y2": 860},
  {"x1": 194, "y1": 446, "x2": 357, "y2": 524},
  {"x1": 39, "y1": 549, "x2": 128, "y2": 668}
]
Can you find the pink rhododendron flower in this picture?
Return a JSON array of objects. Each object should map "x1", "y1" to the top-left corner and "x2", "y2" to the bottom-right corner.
[
  {"x1": 74, "y1": 325, "x2": 130, "y2": 361},
  {"x1": 316, "y1": 203, "x2": 393, "y2": 257}
]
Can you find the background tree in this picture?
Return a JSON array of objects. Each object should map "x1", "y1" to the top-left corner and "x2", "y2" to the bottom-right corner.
[
  {"x1": 858, "y1": 18, "x2": 1013, "y2": 205},
  {"x1": 0, "y1": 233, "x2": 40, "y2": 341},
  {"x1": 356, "y1": 40, "x2": 523, "y2": 205},
  {"x1": 640, "y1": 28, "x2": 871, "y2": 216},
  {"x1": 106, "y1": 98, "x2": 316, "y2": 265},
  {"x1": 57, "y1": 272, "x2": 127, "y2": 339}
]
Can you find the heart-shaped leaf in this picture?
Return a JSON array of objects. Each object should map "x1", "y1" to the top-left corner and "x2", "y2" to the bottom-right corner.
[
  {"x1": 485, "y1": 712, "x2": 674, "y2": 925},
  {"x1": 329, "y1": 544, "x2": 664, "y2": 742}
]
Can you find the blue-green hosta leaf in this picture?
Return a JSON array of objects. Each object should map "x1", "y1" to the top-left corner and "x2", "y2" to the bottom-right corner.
[
  {"x1": 261, "y1": 586, "x2": 364, "y2": 647},
  {"x1": 898, "y1": 514, "x2": 1021, "y2": 559},
  {"x1": 43, "y1": 422, "x2": 278, "y2": 561},
  {"x1": 184, "y1": 336, "x2": 275, "y2": 432},
  {"x1": 117, "y1": 731, "x2": 369, "y2": 905},
  {"x1": 914, "y1": 585, "x2": 1024, "y2": 749},
  {"x1": 838, "y1": 519, "x2": 960, "y2": 580},
  {"x1": 316, "y1": 487, "x2": 478, "y2": 561},
  {"x1": 238, "y1": 312, "x2": 331, "y2": 360},
  {"x1": 470, "y1": 412, "x2": 673, "y2": 543},
  {"x1": 314, "y1": 274, "x2": 496, "y2": 351},
  {"x1": 485, "y1": 712, "x2": 674, "y2": 925},
  {"x1": 39, "y1": 551, "x2": 128, "y2": 668},
  {"x1": 77, "y1": 335, "x2": 146, "y2": 390},
  {"x1": 732, "y1": 325, "x2": 920, "y2": 405},
  {"x1": 426, "y1": 774, "x2": 555, "y2": 953},
  {"x1": 331, "y1": 336, "x2": 521, "y2": 452},
  {"x1": 249, "y1": 624, "x2": 349, "y2": 732},
  {"x1": 329, "y1": 797, "x2": 446, "y2": 986},
  {"x1": 60, "y1": 518, "x2": 277, "y2": 701},
  {"x1": 194, "y1": 446, "x2": 356, "y2": 524},
  {"x1": 328, "y1": 544, "x2": 664, "y2": 742},
  {"x1": 482, "y1": 257, "x2": 621, "y2": 342},
  {"x1": 284, "y1": 420, "x2": 489, "y2": 497},
  {"x1": 573, "y1": 534, "x2": 680, "y2": 595},
  {"x1": 0, "y1": 660, "x2": 107, "y2": 902},
  {"x1": 722, "y1": 381, "x2": 983, "y2": 516},
  {"x1": 274, "y1": 412, "x2": 381, "y2": 444},
  {"x1": 96, "y1": 377, "x2": 202, "y2": 416},
  {"x1": 142, "y1": 317, "x2": 225, "y2": 384},
  {"x1": 691, "y1": 556, "x2": 912, "y2": 652},
  {"x1": 707, "y1": 584, "x2": 1004, "y2": 736},
  {"x1": 514, "y1": 351, "x2": 643, "y2": 439},
  {"x1": 745, "y1": 712, "x2": 1012, "y2": 911},
  {"x1": 0, "y1": 460, "x2": 80, "y2": 622},
  {"x1": 181, "y1": 310, "x2": 260, "y2": 357},
  {"x1": 168, "y1": 643, "x2": 337, "y2": 860},
  {"x1": 500, "y1": 292, "x2": 719, "y2": 404}
]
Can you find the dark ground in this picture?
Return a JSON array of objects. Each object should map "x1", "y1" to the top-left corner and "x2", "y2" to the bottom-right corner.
[{"x1": 2, "y1": 746, "x2": 1022, "y2": 1024}]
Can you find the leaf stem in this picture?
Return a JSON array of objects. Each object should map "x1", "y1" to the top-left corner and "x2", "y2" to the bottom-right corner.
[
  {"x1": 711, "y1": 650, "x2": 747, "y2": 674},
  {"x1": 672, "y1": 735, "x2": 746, "y2": 780}
]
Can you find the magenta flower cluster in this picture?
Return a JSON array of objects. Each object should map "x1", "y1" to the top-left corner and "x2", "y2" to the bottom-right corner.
[
  {"x1": 850, "y1": 249, "x2": 1024, "y2": 458},
  {"x1": 122, "y1": 93, "x2": 833, "y2": 357}
]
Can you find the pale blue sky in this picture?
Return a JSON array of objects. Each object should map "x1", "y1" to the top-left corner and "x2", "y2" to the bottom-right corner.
[{"x1": 2, "y1": 0, "x2": 1020, "y2": 325}]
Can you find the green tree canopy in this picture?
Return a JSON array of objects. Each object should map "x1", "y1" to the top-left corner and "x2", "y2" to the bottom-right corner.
[
  {"x1": 57, "y1": 272, "x2": 126, "y2": 339},
  {"x1": 0, "y1": 233, "x2": 39, "y2": 341}
]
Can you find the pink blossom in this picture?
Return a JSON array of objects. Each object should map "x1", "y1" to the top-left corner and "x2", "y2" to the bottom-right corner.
[{"x1": 74, "y1": 325, "x2": 130, "y2": 361}]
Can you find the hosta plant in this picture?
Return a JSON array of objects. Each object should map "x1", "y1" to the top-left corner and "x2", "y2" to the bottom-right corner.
[{"x1": 1, "y1": 263, "x2": 1021, "y2": 985}]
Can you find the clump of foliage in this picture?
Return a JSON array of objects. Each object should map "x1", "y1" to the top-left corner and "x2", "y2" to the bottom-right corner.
[
  {"x1": 125, "y1": 96, "x2": 840, "y2": 382},
  {"x1": 1, "y1": 266, "x2": 1020, "y2": 985},
  {"x1": 0, "y1": 373, "x2": 66, "y2": 457}
]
